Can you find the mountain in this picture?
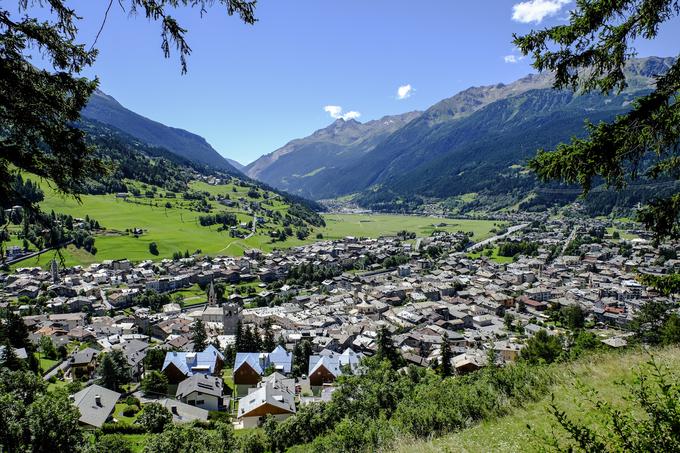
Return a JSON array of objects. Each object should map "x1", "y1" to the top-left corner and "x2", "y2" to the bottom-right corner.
[
  {"x1": 81, "y1": 90, "x2": 240, "y2": 173},
  {"x1": 246, "y1": 56, "x2": 676, "y2": 214},
  {"x1": 244, "y1": 111, "x2": 422, "y2": 199},
  {"x1": 226, "y1": 158, "x2": 245, "y2": 170}
]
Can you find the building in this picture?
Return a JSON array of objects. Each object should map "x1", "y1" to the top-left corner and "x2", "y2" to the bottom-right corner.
[
  {"x1": 233, "y1": 346, "x2": 293, "y2": 393},
  {"x1": 71, "y1": 384, "x2": 121, "y2": 429},
  {"x1": 236, "y1": 376, "x2": 296, "y2": 429},
  {"x1": 223, "y1": 302, "x2": 240, "y2": 335},
  {"x1": 70, "y1": 348, "x2": 99, "y2": 379},
  {"x1": 176, "y1": 374, "x2": 225, "y2": 411},
  {"x1": 308, "y1": 348, "x2": 363, "y2": 387},
  {"x1": 161, "y1": 345, "x2": 225, "y2": 384}
]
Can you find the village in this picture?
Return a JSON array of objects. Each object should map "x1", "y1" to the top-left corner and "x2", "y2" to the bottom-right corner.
[{"x1": 0, "y1": 216, "x2": 677, "y2": 431}]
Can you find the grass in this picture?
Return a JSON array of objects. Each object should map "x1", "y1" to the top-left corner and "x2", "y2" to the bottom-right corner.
[
  {"x1": 119, "y1": 434, "x2": 148, "y2": 453},
  {"x1": 606, "y1": 227, "x2": 639, "y2": 241},
  {"x1": 467, "y1": 246, "x2": 515, "y2": 264},
  {"x1": 14, "y1": 174, "x2": 500, "y2": 269},
  {"x1": 113, "y1": 402, "x2": 142, "y2": 424},
  {"x1": 35, "y1": 353, "x2": 59, "y2": 372},
  {"x1": 397, "y1": 346, "x2": 680, "y2": 453},
  {"x1": 321, "y1": 214, "x2": 498, "y2": 241}
]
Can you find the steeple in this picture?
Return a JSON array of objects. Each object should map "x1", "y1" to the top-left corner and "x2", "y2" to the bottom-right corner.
[
  {"x1": 50, "y1": 259, "x2": 59, "y2": 284},
  {"x1": 207, "y1": 280, "x2": 217, "y2": 306}
]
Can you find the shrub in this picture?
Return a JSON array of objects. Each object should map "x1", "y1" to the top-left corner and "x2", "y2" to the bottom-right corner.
[
  {"x1": 101, "y1": 422, "x2": 146, "y2": 434},
  {"x1": 138, "y1": 402, "x2": 173, "y2": 433},
  {"x1": 122, "y1": 404, "x2": 140, "y2": 417}
]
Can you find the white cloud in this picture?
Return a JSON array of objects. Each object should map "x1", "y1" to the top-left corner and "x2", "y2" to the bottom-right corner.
[
  {"x1": 323, "y1": 105, "x2": 361, "y2": 120},
  {"x1": 396, "y1": 84, "x2": 413, "y2": 100},
  {"x1": 503, "y1": 54, "x2": 526, "y2": 63},
  {"x1": 512, "y1": 0, "x2": 570, "y2": 23}
]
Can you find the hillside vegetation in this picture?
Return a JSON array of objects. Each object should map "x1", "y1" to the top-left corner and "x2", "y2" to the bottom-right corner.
[{"x1": 397, "y1": 346, "x2": 680, "y2": 452}]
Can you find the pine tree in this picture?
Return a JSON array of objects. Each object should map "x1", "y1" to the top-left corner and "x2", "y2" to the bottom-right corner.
[
  {"x1": 262, "y1": 318, "x2": 275, "y2": 352},
  {"x1": 514, "y1": 0, "x2": 680, "y2": 241},
  {"x1": 1, "y1": 340, "x2": 23, "y2": 371},
  {"x1": 376, "y1": 325, "x2": 403, "y2": 369},
  {"x1": 439, "y1": 336, "x2": 453, "y2": 377},
  {"x1": 235, "y1": 320, "x2": 244, "y2": 351},
  {"x1": 192, "y1": 320, "x2": 208, "y2": 352}
]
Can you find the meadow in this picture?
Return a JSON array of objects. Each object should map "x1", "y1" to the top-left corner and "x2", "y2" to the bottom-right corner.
[
  {"x1": 397, "y1": 346, "x2": 680, "y2": 453},
  {"x1": 11, "y1": 181, "x2": 500, "y2": 268}
]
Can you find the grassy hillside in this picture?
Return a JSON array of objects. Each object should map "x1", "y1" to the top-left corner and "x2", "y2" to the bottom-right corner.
[
  {"x1": 396, "y1": 346, "x2": 680, "y2": 453},
  {"x1": 11, "y1": 178, "x2": 312, "y2": 268},
  {"x1": 10, "y1": 181, "x2": 499, "y2": 269}
]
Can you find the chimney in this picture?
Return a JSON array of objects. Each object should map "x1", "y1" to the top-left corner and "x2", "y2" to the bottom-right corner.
[
  {"x1": 171, "y1": 405, "x2": 179, "y2": 415},
  {"x1": 95, "y1": 395, "x2": 102, "y2": 407}
]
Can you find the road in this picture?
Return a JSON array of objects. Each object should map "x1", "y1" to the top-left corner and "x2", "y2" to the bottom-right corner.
[
  {"x1": 3, "y1": 240, "x2": 74, "y2": 266},
  {"x1": 467, "y1": 223, "x2": 530, "y2": 252},
  {"x1": 560, "y1": 225, "x2": 579, "y2": 256},
  {"x1": 244, "y1": 213, "x2": 257, "y2": 240}
]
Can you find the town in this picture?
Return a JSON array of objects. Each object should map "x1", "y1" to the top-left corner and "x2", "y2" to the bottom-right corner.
[{"x1": 1, "y1": 213, "x2": 676, "y2": 435}]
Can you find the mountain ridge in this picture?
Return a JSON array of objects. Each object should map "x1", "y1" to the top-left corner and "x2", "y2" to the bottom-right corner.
[
  {"x1": 245, "y1": 56, "x2": 675, "y2": 213},
  {"x1": 81, "y1": 90, "x2": 240, "y2": 173}
]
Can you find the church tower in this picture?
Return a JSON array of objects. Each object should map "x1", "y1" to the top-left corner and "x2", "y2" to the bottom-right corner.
[
  {"x1": 50, "y1": 259, "x2": 59, "y2": 284},
  {"x1": 222, "y1": 302, "x2": 239, "y2": 335},
  {"x1": 207, "y1": 281, "x2": 217, "y2": 306}
]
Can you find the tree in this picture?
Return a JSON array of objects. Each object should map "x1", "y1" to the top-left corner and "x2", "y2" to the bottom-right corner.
[
  {"x1": 235, "y1": 320, "x2": 244, "y2": 351},
  {"x1": 26, "y1": 391, "x2": 84, "y2": 453},
  {"x1": 630, "y1": 301, "x2": 680, "y2": 347},
  {"x1": 515, "y1": 1, "x2": 680, "y2": 241},
  {"x1": 138, "y1": 402, "x2": 173, "y2": 434},
  {"x1": 439, "y1": 336, "x2": 453, "y2": 377},
  {"x1": 504, "y1": 313, "x2": 515, "y2": 331},
  {"x1": 560, "y1": 305, "x2": 586, "y2": 330},
  {"x1": 1, "y1": 340, "x2": 23, "y2": 371},
  {"x1": 97, "y1": 350, "x2": 130, "y2": 392},
  {"x1": 149, "y1": 242, "x2": 159, "y2": 256},
  {"x1": 144, "y1": 348, "x2": 167, "y2": 371},
  {"x1": 39, "y1": 336, "x2": 57, "y2": 360},
  {"x1": 520, "y1": 329, "x2": 563, "y2": 365},
  {"x1": 262, "y1": 318, "x2": 276, "y2": 352},
  {"x1": 85, "y1": 434, "x2": 134, "y2": 453},
  {"x1": 1, "y1": 311, "x2": 29, "y2": 348},
  {"x1": 292, "y1": 340, "x2": 313, "y2": 378},
  {"x1": 376, "y1": 326, "x2": 404, "y2": 369},
  {"x1": 0, "y1": 1, "x2": 257, "y2": 216},
  {"x1": 141, "y1": 371, "x2": 169, "y2": 396},
  {"x1": 192, "y1": 320, "x2": 207, "y2": 352}
]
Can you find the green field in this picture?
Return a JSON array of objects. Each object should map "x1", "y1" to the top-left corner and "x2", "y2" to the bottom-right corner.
[
  {"x1": 467, "y1": 246, "x2": 515, "y2": 264},
  {"x1": 10, "y1": 179, "x2": 500, "y2": 269},
  {"x1": 397, "y1": 346, "x2": 680, "y2": 452},
  {"x1": 322, "y1": 214, "x2": 500, "y2": 241}
]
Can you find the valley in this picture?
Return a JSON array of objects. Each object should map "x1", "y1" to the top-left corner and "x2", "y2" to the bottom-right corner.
[{"x1": 9, "y1": 179, "x2": 501, "y2": 269}]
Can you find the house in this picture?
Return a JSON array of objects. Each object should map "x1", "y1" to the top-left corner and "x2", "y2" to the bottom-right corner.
[
  {"x1": 233, "y1": 346, "x2": 293, "y2": 391},
  {"x1": 161, "y1": 345, "x2": 225, "y2": 384},
  {"x1": 176, "y1": 374, "x2": 225, "y2": 411},
  {"x1": 308, "y1": 348, "x2": 363, "y2": 387},
  {"x1": 236, "y1": 377, "x2": 296, "y2": 428},
  {"x1": 70, "y1": 347, "x2": 99, "y2": 379},
  {"x1": 72, "y1": 384, "x2": 121, "y2": 429},
  {"x1": 156, "y1": 398, "x2": 210, "y2": 423}
]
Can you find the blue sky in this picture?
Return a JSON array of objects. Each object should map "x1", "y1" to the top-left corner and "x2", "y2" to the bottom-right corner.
[{"x1": 32, "y1": 1, "x2": 680, "y2": 164}]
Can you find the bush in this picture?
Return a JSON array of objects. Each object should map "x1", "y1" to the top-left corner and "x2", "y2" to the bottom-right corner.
[
  {"x1": 138, "y1": 402, "x2": 173, "y2": 433},
  {"x1": 101, "y1": 422, "x2": 146, "y2": 434},
  {"x1": 122, "y1": 404, "x2": 140, "y2": 417},
  {"x1": 86, "y1": 434, "x2": 133, "y2": 453},
  {"x1": 237, "y1": 429, "x2": 267, "y2": 453}
]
